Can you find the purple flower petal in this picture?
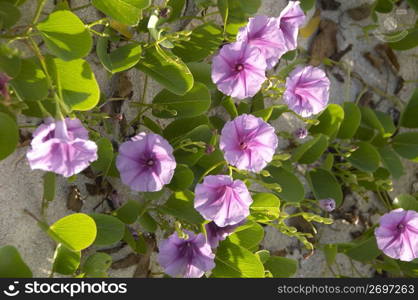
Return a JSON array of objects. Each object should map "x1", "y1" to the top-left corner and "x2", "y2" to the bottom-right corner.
[
  {"x1": 194, "y1": 175, "x2": 253, "y2": 227},
  {"x1": 375, "y1": 208, "x2": 418, "y2": 262},
  {"x1": 283, "y1": 65, "x2": 330, "y2": 117},
  {"x1": 116, "y1": 132, "x2": 176, "y2": 192},
  {"x1": 220, "y1": 114, "x2": 278, "y2": 172},
  {"x1": 212, "y1": 42, "x2": 267, "y2": 99},
  {"x1": 27, "y1": 119, "x2": 98, "y2": 177},
  {"x1": 158, "y1": 231, "x2": 215, "y2": 278},
  {"x1": 278, "y1": 1, "x2": 306, "y2": 51},
  {"x1": 205, "y1": 221, "x2": 245, "y2": 248}
]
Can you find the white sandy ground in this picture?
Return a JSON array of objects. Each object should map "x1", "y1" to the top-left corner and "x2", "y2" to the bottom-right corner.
[{"x1": 0, "y1": 0, "x2": 417, "y2": 277}]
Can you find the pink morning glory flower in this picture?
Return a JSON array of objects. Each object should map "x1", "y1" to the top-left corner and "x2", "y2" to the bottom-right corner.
[
  {"x1": 157, "y1": 231, "x2": 215, "y2": 278},
  {"x1": 220, "y1": 114, "x2": 278, "y2": 173},
  {"x1": 27, "y1": 118, "x2": 98, "y2": 177},
  {"x1": 237, "y1": 16, "x2": 286, "y2": 70},
  {"x1": 283, "y1": 65, "x2": 330, "y2": 117},
  {"x1": 278, "y1": 1, "x2": 306, "y2": 52},
  {"x1": 211, "y1": 42, "x2": 267, "y2": 99},
  {"x1": 375, "y1": 209, "x2": 418, "y2": 262},
  {"x1": 116, "y1": 132, "x2": 176, "y2": 192},
  {"x1": 205, "y1": 221, "x2": 245, "y2": 248},
  {"x1": 194, "y1": 175, "x2": 253, "y2": 227}
]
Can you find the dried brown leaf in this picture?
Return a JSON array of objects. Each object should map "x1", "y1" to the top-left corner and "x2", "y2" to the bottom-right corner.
[
  {"x1": 347, "y1": 3, "x2": 372, "y2": 21},
  {"x1": 309, "y1": 19, "x2": 338, "y2": 66},
  {"x1": 67, "y1": 185, "x2": 83, "y2": 212},
  {"x1": 363, "y1": 52, "x2": 384, "y2": 73}
]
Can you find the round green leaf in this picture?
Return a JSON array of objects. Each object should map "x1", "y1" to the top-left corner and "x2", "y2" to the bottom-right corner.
[
  {"x1": 400, "y1": 89, "x2": 418, "y2": 128},
  {"x1": 0, "y1": 44, "x2": 21, "y2": 77},
  {"x1": 152, "y1": 82, "x2": 211, "y2": 118},
  {"x1": 392, "y1": 132, "x2": 418, "y2": 161},
  {"x1": 0, "y1": 245, "x2": 32, "y2": 277},
  {"x1": 0, "y1": 1, "x2": 21, "y2": 29},
  {"x1": 37, "y1": 10, "x2": 92, "y2": 60},
  {"x1": 0, "y1": 112, "x2": 18, "y2": 161},
  {"x1": 48, "y1": 213, "x2": 97, "y2": 251},
  {"x1": 211, "y1": 240, "x2": 264, "y2": 278},
  {"x1": 136, "y1": 46, "x2": 194, "y2": 96},
  {"x1": 389, "y1": 28, "x2": 418, "y2": 51},
  {"x1": 91, "y1": 138, "x2": 119, "y2": 177},
  {"x1": 160, "y1": 191, "x2": 204, "y2": 225},
  {"x1": 92, "y1": 0, "x2": 150, "y2": 26},
  {"x1": 227, "y1": 221, "x2": 264, "y2": 250},
  {"x1": 308, "y1": 168, "x2": 343, "y2": 206},
  {"x1": 377, "y1": 146, "x2": 404, "y2": 179},
  {"x1": 337, "y1": 102, "x2": 361, "y2": 139},
  {"x1": 90, "y1": 213, "x2": 125, "y2": 246},
  {"x1": 82, "y1": 252, "x2": 112, "y2": 278},
  {"x1": 46, "y1": 57, "x2": 100, "y2": 111},
  {"x1": 393, "y1": 194, "x2": 418, "y2": 211},
  {"x1": 264, "y1": 166, "x2": 305, "y2": 203},
  {"x1": 309, "y1": 104, "x2": 344, "y2": 138},
  {"x1": 172, "y1": 23, "x2": 223, "y2": 62},
  {"x1": 9, "y1": 58, "x2": 48, "y2": 102},
  {"x1": 293, "y1": 134, "x2": 329, "y2": 164},
  {"x1": 163, "y1": 115, "x2": 209, "y2": 141},
  {"x1": 52, "y1": 244, "x2": 80, "y2": 275},
  {"x1": 264, "y1": 256, "x2": 297, "y2": 278},
  {"x1": 115, "y1": 200, "x2": 141, "y2": 224},
  {"x1": 167, "y1": 164, "x2": 194, "y2": 191},
  {"x1": 250, "y1": 193, "x2": 280, "y2": 222},
  {"x1": 348, "y1": 141, "x2": 381, "y2": 172}
]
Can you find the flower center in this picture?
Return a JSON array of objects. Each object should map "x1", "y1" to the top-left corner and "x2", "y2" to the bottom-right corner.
[
  {"x1": 397, "y1": 223, "x2": 405, "y2": 232},
  {"x1": 146, "y1": 159, "x2": 155, "y2": 166},
  {"x1": 235, "y1": 64, "x2": 244, "y2": 72},
  {"x1": 239, "y1": 141, "x2": 248, "y2": 150}
]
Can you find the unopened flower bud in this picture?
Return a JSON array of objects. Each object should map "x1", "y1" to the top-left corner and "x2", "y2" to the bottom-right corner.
[{"x1": 319, "y1": 198, "x2": 336, "y2": 212}]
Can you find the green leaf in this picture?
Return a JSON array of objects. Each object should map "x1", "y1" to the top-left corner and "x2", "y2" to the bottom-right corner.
[
  {"x1": 264, "y1": 166, "x2": 305, "y2": 202},
  {"x1": 343, "y1": 237, "x2": 380, "y2": 262},
  {"x1": 218, "y1": 0, "x2": 261, "y2": 35},
  {"x1": 82, "y1": 252, "x2": 112, "y2": 278},
  {"x1": 308, "y1": 168, "x2": 343, "y2": 206},
  {"x1": 374, "y1": 0, "x2": 393, "y2": 13},
  {"x1": 91, "y1": 138, "x2": 119, "y2": 177},
  {"x1": 250, "y1": 193, "x2": 280, "y2": 222},
  {"x1": 97, "y1": 32, "x2": 142, "y2": 73},
  {"x1": 377, "y1": 146, "x2": 404, "y2": 179},
  {"x1": 90, "y1": 213, "x2": 125, "y2": 246},
  {"x1": 348, "y1": 141, "x2": 381, "y2": 172},
  {"x1": 46, "y1": 57, "x2": 100, "y2": 111},
  {"x1": 323, "y1": 244, "x2": 338, "y2": 266},
  {"x1": 48, "y1": 213, "x2": 97, "y2": 251},
  {"x1": 337, "y1": 102, "x2": 361, "y2": 139},
  {"x1": 228, "y1": 221, "x2": 264, "y2": 250},
  {"x1": 221, "y1": 96, "x2": 238, "y2": 118},
  {"x1": 359, "y1": 106, "x2": 385, "y2": 135},
  {"x1": 212, "y1": 240, "x2": 265, "y2": 278},
  {"x1": 166, "y1": 0, "x2": 186, "y2": 22},
  {"x1": 92, "y1": 0, "x2": 150, "y2": 25},
  {"x1": 389, "y1": 28, "x2": 418, "y2": 51},
  {"x1": 167, "y1": 164, "x2": 194, "y2": 191},
  {"x1": 252, "y1": 105, "x2": 287, "y2": 122},
  {"x1": 160, "y1": 191, "x2": 204, "y2": 224},
  {"x1": 52, "y1": 244, "x2": 80, "y2": 275},
  {"x1": 152, "y1": 82, "x2": 211, "y2": 118},
  {"x1": 400, "y1": 89, "x2": 418, "y2": 128},
  {"x1": 309, "y1": 104, "x2": 344, "y2": 138},
  {"x1": 293, "y1": 134, "x2": 329, "y2": 164},
  {"x1": 115, "y1": 200, "x2": 141, "y2": 224},
  {"x1": 0, "y1": 44, "x2": 21, "y2": 77},
  {"x1": 9, "y1": 58, "x2": 48, "y2": 102},
  {"x1": 43, "y1": 172, "x2": 56, "y2": 202},
  {"x1": 0, "y1": 1, "x2": 20, "y2": 29},
  {"x1": 174, "y1": 125, "x2": 212, "y2": 166},
  {"x1": 0, "y1": 112, "x2": 18, "y2": 161},
  {"x1": 0, "y1": 245, "x2": 32, "y2": 277},
  {"x1": 163, "y1": 115, "x2": 209, "y2": 141},
  {"x1": 138, "y1": 212, "x2": 157, "y2": 233},
  {"x1": 392, "y1": 132, "x2": 418, "y2": 161},
  {"x1": 136, "y1": 46, "x2": 194, "y2": 95},
  {"x1": 300, "y1": 0, "x2": 316, "y2": 11},
  {"x1": 374, "y1": 111, "x2": 396, "y2": 138},
  {"x1": 393, "y1": 194, "x2": 418, "y2": 211},
  {"x1": 173, "y1": 23, "x2": 223, "y2": 62},
  {"x1": 264, "y1": 256, "x2": 298, "y2": 278},
  {"x1": 142, "y1": 116, "x2": 162, "y2": 134},
  {"x1": 187, "y1": 62, "x2": 216, "y2": 90},
  {"x1": 37, "y1": 10, "x2": 92, "y2": 60}
]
